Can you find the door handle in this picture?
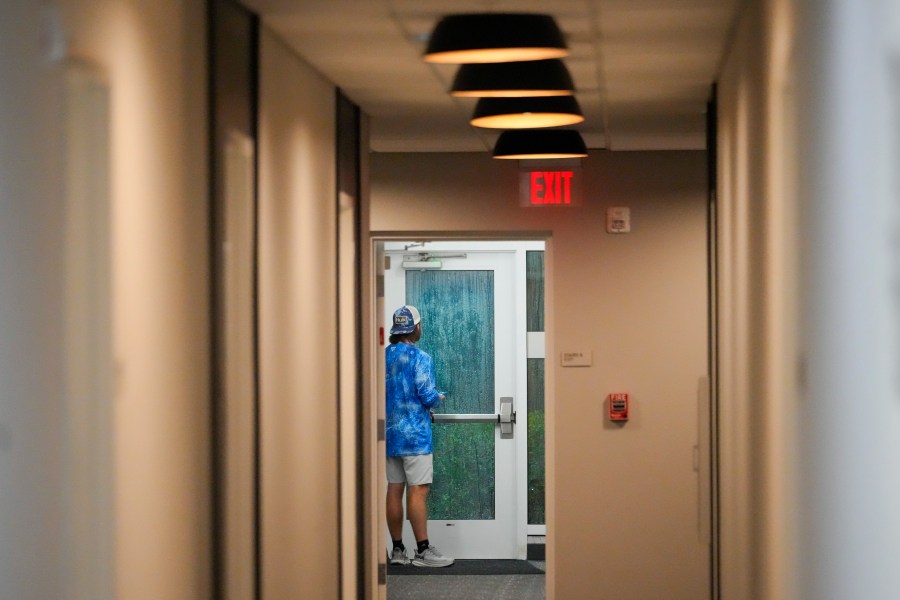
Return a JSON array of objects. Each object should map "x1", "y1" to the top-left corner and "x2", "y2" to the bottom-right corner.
[
  {"x1": 431, "y1": 397, "x2": 516, "y2": 439},
  {"x1": 498, "y1": 397, "x2": 514, "y2": 438}
]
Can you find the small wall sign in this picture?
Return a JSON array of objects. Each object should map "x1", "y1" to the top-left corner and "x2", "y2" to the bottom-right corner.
[{"x1": 560, "y1": 350, "x2": 592, "y2": 367}]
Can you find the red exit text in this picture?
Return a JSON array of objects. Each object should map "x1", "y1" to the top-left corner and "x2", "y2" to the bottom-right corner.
[{"x1": 529, "y1": 171, "x2": 574, "y2": 205}]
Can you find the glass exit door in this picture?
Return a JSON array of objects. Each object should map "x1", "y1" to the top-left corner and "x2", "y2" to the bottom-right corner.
[
  {"x1": 383, "y1": 243, "x2": 526, "y2": 559},
  {"x1": 408, "y1": 269, "x2": 496, "y2": 524}
]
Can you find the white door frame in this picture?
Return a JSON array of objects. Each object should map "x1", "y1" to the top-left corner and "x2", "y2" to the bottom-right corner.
[
  {"x1": 382, "y1": 241, "x2": 540, "y2": 559},
  {"x1": 366, "y1": 234, "x2": 553, "y2": 598}
]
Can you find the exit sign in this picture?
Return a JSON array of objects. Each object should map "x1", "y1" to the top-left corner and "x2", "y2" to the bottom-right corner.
[{"x1": 519, "y1": 168, "x2": 582, "y2": 207}]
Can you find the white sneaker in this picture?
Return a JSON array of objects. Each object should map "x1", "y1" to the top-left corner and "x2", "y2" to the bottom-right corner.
[
  {"x1": 388, "y1": 547, "x2": 410, "y2": 566},
  {"x1": 412, "y1": 545, "x2": 454, "y2": 567}
]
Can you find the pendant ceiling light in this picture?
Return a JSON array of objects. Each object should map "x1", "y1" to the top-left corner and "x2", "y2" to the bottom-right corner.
[
  {"x1": 470, "y1": 96, "x2": 584, "y2": 129},
  {"x1": 492, "y1": 129, "x2": 588, "y2": 160},
  {"x1": 423, "y1": 13, "x2": 569, "y2": 64},
  {"x1": 450, "y1": 59, "x2": 575, "y2": 97}
]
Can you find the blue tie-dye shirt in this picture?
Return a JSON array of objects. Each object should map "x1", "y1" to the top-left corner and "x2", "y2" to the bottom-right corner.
[{"x1": 385, "y1": 342, "x2": 443, "y2": 456}]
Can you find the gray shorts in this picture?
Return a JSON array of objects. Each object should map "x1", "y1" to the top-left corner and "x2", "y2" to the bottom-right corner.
[{"x1": 386, "y1": 454, "x2": 433, "y2": 486}]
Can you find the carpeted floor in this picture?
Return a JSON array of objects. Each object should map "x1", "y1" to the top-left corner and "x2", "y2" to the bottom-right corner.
[
  {"x1": 387, "y1": 574, "x2": 546, "y2": 600},
  {"x1": 387, "y1": 562, "x2": 546, "y2": 600},
  {"x1": 388, "y1": 559, "x2": 545, "y2": 576}
]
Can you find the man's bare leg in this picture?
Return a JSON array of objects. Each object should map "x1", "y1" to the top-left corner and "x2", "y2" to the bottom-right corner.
[
  {"x1": 386, "y1": 483, "x2": 406, "y2": 542},
  {"x1": 406, "y1": 483, "x2": 430, "y2": 543}
]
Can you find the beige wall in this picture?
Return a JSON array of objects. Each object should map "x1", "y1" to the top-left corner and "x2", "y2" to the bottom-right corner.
[
  {"x1": 0, "y1": 0, "x2": 212, "y2": 597},
  {"x1": 718, "y1": 1, "x2": 900, "y2": 598},
  {"x1": 716, "y1": 3, "x2": 771, "y2": 598},
  {"x1": 1, "y1": 3, "x2": 70, "y2": 597},
  {"x1": 258, "y1": 28, "x2": 340, "y2": 598},
  {"x1": 717, "y1": 1, "x2": 804, "y2": 597},
  {"x1": 371, "y1": 151, "x2": 710, "y2": 599},
  {"x1": 63, "y1": 1, "x2": 213, "y2": 597}
]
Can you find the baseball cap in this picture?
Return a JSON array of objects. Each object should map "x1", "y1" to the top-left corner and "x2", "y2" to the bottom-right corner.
[{"x1": 390, "y1": 305, "x2": 421, "y2": 335}]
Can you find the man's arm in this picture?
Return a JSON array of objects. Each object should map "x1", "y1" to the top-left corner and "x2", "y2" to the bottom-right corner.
[{"x1": 414, "y1": 353, "x2": 443, "y2": 408}]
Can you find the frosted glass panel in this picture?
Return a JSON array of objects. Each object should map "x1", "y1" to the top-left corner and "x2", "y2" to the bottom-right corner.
[
  {"x1": 526, "y1": 251, "x2": 544, "y2": 332},
  {"x1": 526, "y1": 251, "x2": 546, "y2": 524},
  {"x1": 527, "y1": 358, "x2": 545, "y2": 525},
  {"x1": 407, "y1": 270, "x2": 495, "y2": 520},
  {"x1": 431, "y1": 423, "x2": 495, "y2": 520},
  {"x1": 406, "y1": 270, "x2": 494, "y2": 414}
]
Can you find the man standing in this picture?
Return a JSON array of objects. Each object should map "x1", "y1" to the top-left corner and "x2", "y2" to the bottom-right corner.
[{"x1": 385, "y1": 305, "x2": 455, "y2": 568}]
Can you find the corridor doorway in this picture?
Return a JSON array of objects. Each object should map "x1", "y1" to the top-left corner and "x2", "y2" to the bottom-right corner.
[{"x1": 374, "y1": 239, "x2": 549, "y2": 568}]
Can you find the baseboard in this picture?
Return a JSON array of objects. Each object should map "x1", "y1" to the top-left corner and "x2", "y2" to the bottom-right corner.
[{"x1": 527, "y1": 543, "x2": 545, "y2": 560}]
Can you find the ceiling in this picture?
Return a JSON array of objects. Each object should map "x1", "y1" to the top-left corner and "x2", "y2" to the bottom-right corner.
[{"x1": 240, "y1": 0, "x2": 743, "y2": 153}]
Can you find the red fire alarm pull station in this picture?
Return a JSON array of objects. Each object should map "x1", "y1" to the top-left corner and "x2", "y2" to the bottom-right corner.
[{"x1": 608, "y1": 393, "x2": 629, "y2": 421}]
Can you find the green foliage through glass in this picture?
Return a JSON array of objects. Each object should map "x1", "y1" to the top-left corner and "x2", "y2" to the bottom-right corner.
[
  {"x1": 430, "y1": 423, "x2": 495, "y2": 520},
  {"x1": 528, "y1": 410, "x2": 545, "y2": 525},
  {"x1": 407, "y1": 269, "x2": 496, "y2": 520},
  {"x1": 527, "y1": 358, "x2": 546, "y2": 524},
  {"x1": 526, "y1": 251, "x2": 546, "y2": 525}
]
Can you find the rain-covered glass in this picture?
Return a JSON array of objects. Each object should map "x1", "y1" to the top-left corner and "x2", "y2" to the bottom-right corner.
[
  {"x1": 407, "y1": 269, "x2": 495, "y2": 520},
  {"x1": 526, "y1": 251, "x2": 545, "y2": 525}
]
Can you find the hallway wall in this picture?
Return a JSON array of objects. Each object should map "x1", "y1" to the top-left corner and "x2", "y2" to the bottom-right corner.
[
  {"x1": 62, "y1": 1, "x2": 213, "y2": 598},
  {"x1": 1, "y1": 5, "x2": 348, "y2": 596},
  {"x1": 0, "y1": 0, "x2": 212, "y2": 598},
  {"x1": 371, "y1": 151, "x2": 710, "y2": 600},
  {"x1": 257, "y1": 27, "x2": 340, "y2": 599},
  {"x1": 717, "y1": 1, "x2": 900, "y2": 598},
  {"x1": 717, "y1": 2, "x2": 776, "y2": 600},
  {"x1": 1, "y1": 3, "x2": 72, "y2": 597}
]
